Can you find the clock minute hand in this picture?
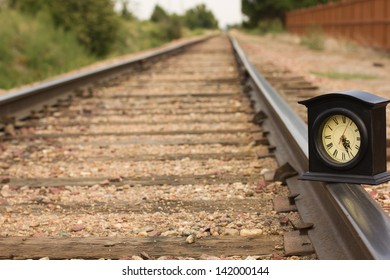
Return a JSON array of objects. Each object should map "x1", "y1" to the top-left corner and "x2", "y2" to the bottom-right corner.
[{"x1": 339, "y1": 120, "x2": 351, "y2": 144}]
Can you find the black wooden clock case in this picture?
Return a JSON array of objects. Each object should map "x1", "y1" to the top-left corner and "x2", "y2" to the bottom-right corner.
[{"x1": 299, "y1": 90, "x2": 390, "y2": 185}]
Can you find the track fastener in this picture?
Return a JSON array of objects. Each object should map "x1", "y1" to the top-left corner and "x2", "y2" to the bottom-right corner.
[
  {"x1": 288, "y1": 193, "x2": 300, "y2": 205},
  {"x1": 292, "y1": 222, "x2": 314, "y2": 235}
]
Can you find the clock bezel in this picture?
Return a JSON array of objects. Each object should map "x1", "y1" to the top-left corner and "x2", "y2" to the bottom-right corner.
[{"x1": 313, "y1": 108, "x2": 368, "y2": 170}]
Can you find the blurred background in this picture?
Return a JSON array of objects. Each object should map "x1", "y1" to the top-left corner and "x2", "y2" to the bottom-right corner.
[{"x1": 0, "y1": 0, "x2": 387, "y2": 90}]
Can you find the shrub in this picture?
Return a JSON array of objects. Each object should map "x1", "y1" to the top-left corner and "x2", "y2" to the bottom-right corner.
[{"x1": 0, "y1": 9, "x2": 94, "y2": 89}]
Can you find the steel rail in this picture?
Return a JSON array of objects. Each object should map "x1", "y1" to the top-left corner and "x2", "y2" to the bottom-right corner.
[
  {"x1": 229, "y1": 34, "x2": 390, "y2": 259},
  {"x1": 0, "y1": 35, "x2": 214, "y2": 123}
]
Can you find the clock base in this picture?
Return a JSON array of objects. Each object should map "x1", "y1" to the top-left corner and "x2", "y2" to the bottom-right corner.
[{"x1": 299, "y1": 171, "x2": 390, "y2": 185}]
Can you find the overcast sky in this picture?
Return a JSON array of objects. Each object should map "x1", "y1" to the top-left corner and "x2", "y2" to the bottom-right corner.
[{"x1": 126, "y1": 0, "x2": 242, "y2": 28}]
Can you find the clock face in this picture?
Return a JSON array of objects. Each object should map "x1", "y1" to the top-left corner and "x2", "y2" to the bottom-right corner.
[{"x1": 320, "y1": 114, "x2": 361, "y2": 164}]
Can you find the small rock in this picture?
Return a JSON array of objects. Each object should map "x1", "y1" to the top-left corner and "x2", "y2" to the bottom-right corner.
[
  {"x1": 208, "y1": 214, "x2": 215, "y2": 221},
  {"x1": 211, "y1": 226, "x2": 221, "y2": 235},
  {"x1": 181, "y1": 228, "x2": 193, "y2": 236},
  {"x1": 199, "y1": 254, "x2": 220, "y2": 260},
  {"x1": 260, "y1": 168, "x2": 270, "y2": 175},
  {"x1": 137, "y1": 231, "x2": 148, "y2": 237},
  {"x1": 104, "y1": 241, "x2": 117, "y2": 247},
  {"x1": 240, "y1": 229, "x2": 263, "y2": 237},
  {"x1": 157, "y1": 256, "x2": 177, "y2": 260},
  {"x1": 161, "y1": 230, "x2": 177, "y2": 237},
  {"x1": 131, "y1": 256, "x2": 143, "y2": 260},
  {"x1": 275, "y1": 244, "x2": 284, "y2": 250},
  {"x1": 148, "y1": 230, "x2": 161, "y2": 237},
  {"x1": 70, "y1": 224, "x2": 85, "y2": 232},
  {"x1": 263, "y1": 170, "x2": 275, "y2": 181},
  {"x1": 140, "y1": 251, "x2": 152, "y2": 260},
  {"x1": 5, "y1": 124, "x2": 16, "y2": 137},
  {"x1": 49, "y1": 187, "x2": 64, "y2": 195},
  {"x1": 186, "y1": 235, "x2": 195, "y2": 244},
  {"x1": 140, "y1": 226, "x2": 154, "y2": 233},
  {"x1": 108, "y1": 177, "x2": 122, "y2": 183},
  {"x1": 29, "y1": 222, "x2": 40, "y2": 228},
  {"x1": 245, "y1": 256, "x2": 262, "y2": 260},
  {"x1": 1, "y1": 186, "x2": 11, "y2": 197},
  {"x1": 0, "y1": 163, "x2": 10, "y2": 170},
  {"x1": 245, "y1": 191, "x2": 254, "y2": 197},
  {"x1": 101, "y1": 180, "x2": 110, "y2": 186},
  {"x1": 0, "y1": 198, "x2": 8, "y2": 205},
  {"x1": 369, "y1": 189, "x2": 378, "y2": 198},
  {"x1": 113, "y1": 223, "x2": 122, "y2": 230},
  {"x1": 196, "y1": 232, "x2": 209, "y2": 238},
  {"x1": 272, "y1": 253, "x2": 283, "y2": 260},
  {"x1": 222, "y1": 228, "x2": 239, "y2": 236},
  {"x1": 47, "y1": 204, "x2": 56, "y2": 211}
]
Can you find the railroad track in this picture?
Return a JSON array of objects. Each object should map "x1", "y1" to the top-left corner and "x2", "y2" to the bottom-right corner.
[
  {"x1": 231, "y1": 36, "x2": 390, "y2": 259},
  {"x1": 0, "y1": 35, "x2": 291, "y2": 260},
  {"x1": 0, "y1": 34, "x2": 389, "y2": 260}
]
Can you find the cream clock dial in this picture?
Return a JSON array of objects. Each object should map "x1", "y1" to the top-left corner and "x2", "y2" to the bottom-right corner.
[{"x1": 321, "y1": 114, "x2": 361, "y2": 163}]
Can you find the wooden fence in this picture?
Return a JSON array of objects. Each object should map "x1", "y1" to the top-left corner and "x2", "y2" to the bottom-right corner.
[{"x1": 286, "y1": 0, "x2": 390, "y2": 50}]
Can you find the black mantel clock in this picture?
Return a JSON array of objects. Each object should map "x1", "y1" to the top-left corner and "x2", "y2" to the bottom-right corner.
[{"x1": 299, "y1": 90, "x2": 390, "y2": 185}]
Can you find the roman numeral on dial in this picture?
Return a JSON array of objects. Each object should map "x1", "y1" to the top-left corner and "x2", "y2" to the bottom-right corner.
[{"x1": 321, "y1": 114, "x2": 361, "y2": 163}]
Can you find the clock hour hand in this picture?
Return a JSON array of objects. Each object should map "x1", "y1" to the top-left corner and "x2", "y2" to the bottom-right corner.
[{"x1": 341, "y1": 135, "x2": 352, "y2": 157}]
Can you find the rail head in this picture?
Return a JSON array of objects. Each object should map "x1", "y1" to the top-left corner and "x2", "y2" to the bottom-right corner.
[{"x1": 229, "y1": 34, "x2": 390, "y2": 259}]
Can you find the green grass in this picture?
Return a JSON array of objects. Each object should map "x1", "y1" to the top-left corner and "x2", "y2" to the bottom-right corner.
[
  {"x1": 110, "y1": 20, "x2": 206, "y2": 57},
  {"x1": 311, "y1": 71, "x2": 378, "y2": 80},
  {"x1": 0, "y1": 10, "x2": 96, "y2": 89},
  {"x1": 242, "y1": 19, "x2": 285, "y2": 36},
  {"x1": 300, "y1": 25, "x2": 325, "y2": 51},
  {"x1": 0, "y1": 9, "x2": 205, "y2": 90}
]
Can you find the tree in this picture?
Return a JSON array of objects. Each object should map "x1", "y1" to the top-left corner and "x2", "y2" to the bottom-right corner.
[
  {"x1": 242, "y1": 0, "x2": 334, "y2": 28},
  {"x1": 48, "y1": 0, "x2": 119, "y2": 57},
  {"x1": 8, "y1": 0, "x2": 120, "y2": 57},
  {"x1": 184, "y1": 4, "x2": 218, "y2": 29},
  {"x1": 150, "y1": 4, "x2": 182, "y2": 41},
  {"x1": 117, "y1": 0, "x2": 136, "y2": 21},
  {"x1": 150, "y1": 4, "x2": 169, "y2": 23},
  {"x1": 7, "y1": 0, "x2": 46, "y2": 14}
]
